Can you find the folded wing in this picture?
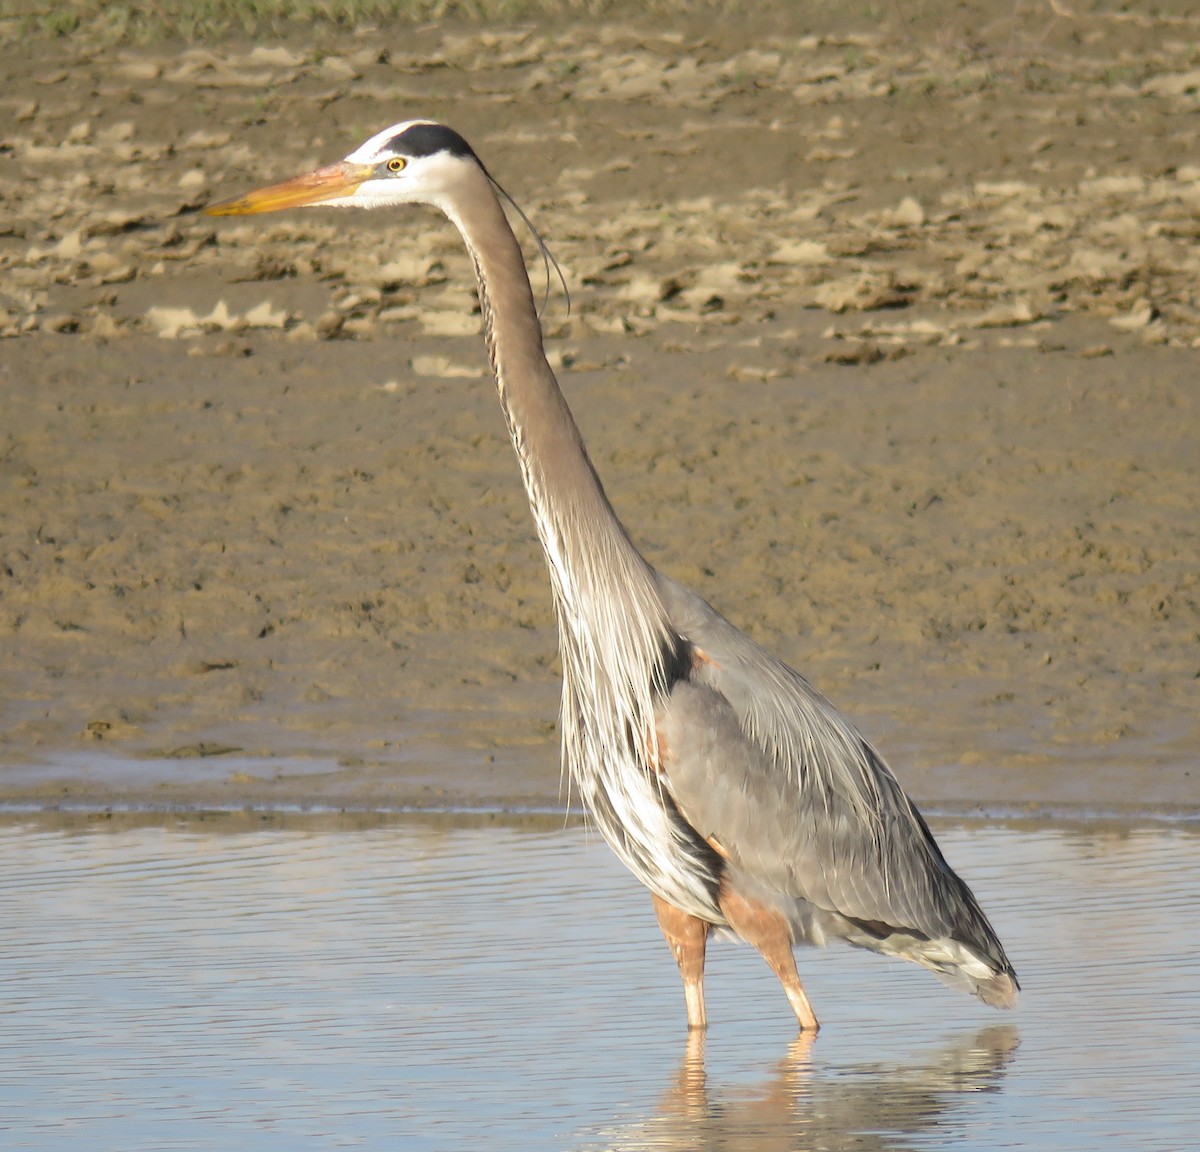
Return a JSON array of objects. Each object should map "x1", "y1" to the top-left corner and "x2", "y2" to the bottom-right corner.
[{"x1": 655, "y1": 573, "x2": 1018, "y2": 1006}]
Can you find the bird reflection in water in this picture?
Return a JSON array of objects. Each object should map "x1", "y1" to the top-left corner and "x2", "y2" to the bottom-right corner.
[{"x1": 599, "y1": 1026, "x2": 1018, "y2": 1151}]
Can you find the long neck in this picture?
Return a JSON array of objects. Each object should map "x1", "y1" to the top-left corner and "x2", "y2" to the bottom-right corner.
[
  {"x1": 442, "y1": 173, "x2": 724, "y2": 922},
  {"x1": 443, "y1": 174, "x2": 677, "y2": 761},
  {"x1": 445, "y1": 176, "x2": 665, "y2": 638}
]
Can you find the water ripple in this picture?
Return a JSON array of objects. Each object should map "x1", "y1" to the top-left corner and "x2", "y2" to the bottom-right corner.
[{"x1": 2, "y1": 817, "x2": 1198, "y2": 1151}]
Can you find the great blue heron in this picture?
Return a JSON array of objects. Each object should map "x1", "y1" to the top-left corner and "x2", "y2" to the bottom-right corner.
[{"x1": 207, "y1": 121, "x2": 1018, "y2": 1031}]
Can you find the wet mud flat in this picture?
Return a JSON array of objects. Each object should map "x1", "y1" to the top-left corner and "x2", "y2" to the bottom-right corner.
[
  {"x1": 4, "y1": 811, "x2": 1200, "y2": 1151},
  {"x1": 1, "y1": 1, "x2": 1197, "y2": 815}
]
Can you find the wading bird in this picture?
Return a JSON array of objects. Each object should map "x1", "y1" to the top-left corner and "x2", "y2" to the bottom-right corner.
[{"x1": 207, "y1": 121, "x2": 1018, "y2": 1031}]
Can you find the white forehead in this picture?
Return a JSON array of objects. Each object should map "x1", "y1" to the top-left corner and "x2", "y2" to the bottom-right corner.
[{"x1": 344, "y1": 120, "x2": 436, "y2": 163}]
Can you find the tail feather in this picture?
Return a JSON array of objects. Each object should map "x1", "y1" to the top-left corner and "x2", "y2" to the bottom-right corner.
[
  {"x1": 836, "y1": 915, "x2": 1020, "y2": 1009},
  {"x1": 976, "y1": 970, "x2": 1020, "y2": 1010},
  {"x1": 922, "y1": 938, "x2": 1020, "y2": 1009}
]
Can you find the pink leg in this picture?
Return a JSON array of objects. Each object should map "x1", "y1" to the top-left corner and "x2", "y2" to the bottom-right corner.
[
  {"x1": 719, "y1": 882, "x2": 820, "y2": 1032},
  {"x1": 651, "y1": 893, "x2": 711, "y2": 1030}
]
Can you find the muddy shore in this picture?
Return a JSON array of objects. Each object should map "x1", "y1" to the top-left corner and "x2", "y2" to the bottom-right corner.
[{"x1": 1, "y1": 3, "x2": 1197, "y2": 815}]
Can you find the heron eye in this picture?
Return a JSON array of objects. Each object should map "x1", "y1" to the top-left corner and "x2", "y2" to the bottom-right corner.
[{"x1": 387, "y1": 157, "x2": 406, "y2": 173}]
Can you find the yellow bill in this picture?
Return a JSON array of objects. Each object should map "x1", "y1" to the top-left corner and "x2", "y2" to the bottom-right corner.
[{"x1": 205, "y1": 161, "x2": 375, "y2": 216}]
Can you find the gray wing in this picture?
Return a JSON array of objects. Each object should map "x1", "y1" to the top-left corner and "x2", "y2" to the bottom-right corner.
[{"x1": 654, "y1": 572, "x2": 1013, "y2": 979}]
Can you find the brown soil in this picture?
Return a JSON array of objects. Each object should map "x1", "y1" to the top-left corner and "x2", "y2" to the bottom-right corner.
[{"x1": 1, "y1": 3, "x2": 1197, "y2": 815}]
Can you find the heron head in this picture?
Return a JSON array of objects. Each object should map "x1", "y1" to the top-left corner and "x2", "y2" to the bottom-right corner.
[{"x1": 205, "y1": 120, "x2": 482, "y2": 217}]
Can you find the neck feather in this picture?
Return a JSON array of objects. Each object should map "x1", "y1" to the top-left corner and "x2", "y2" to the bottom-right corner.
[
  {"x1": 442, "y1": 176, "x2": 667, "y2": 642},
  {"x1": 438, "y1": 172, "x2": 721, "y2": 922}
]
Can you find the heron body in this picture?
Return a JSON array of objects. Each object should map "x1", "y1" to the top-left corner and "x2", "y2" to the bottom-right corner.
[{"x1": 208, "y1": 121, "x2": 1019, "y2": 1030}]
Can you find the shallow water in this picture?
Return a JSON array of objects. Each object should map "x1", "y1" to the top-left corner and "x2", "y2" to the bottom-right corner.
[{"x1": 3, "y1": 814, "x2": 1199, "y2": 1151}]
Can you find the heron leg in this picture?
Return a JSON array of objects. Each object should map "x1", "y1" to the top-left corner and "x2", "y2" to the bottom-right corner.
[
  {"x1": 651, "y1": 893, "x2": 710, "y2": 1030},
  {"x1": 719, "y1": 884, "x2": 820, "y2": 1033}
]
